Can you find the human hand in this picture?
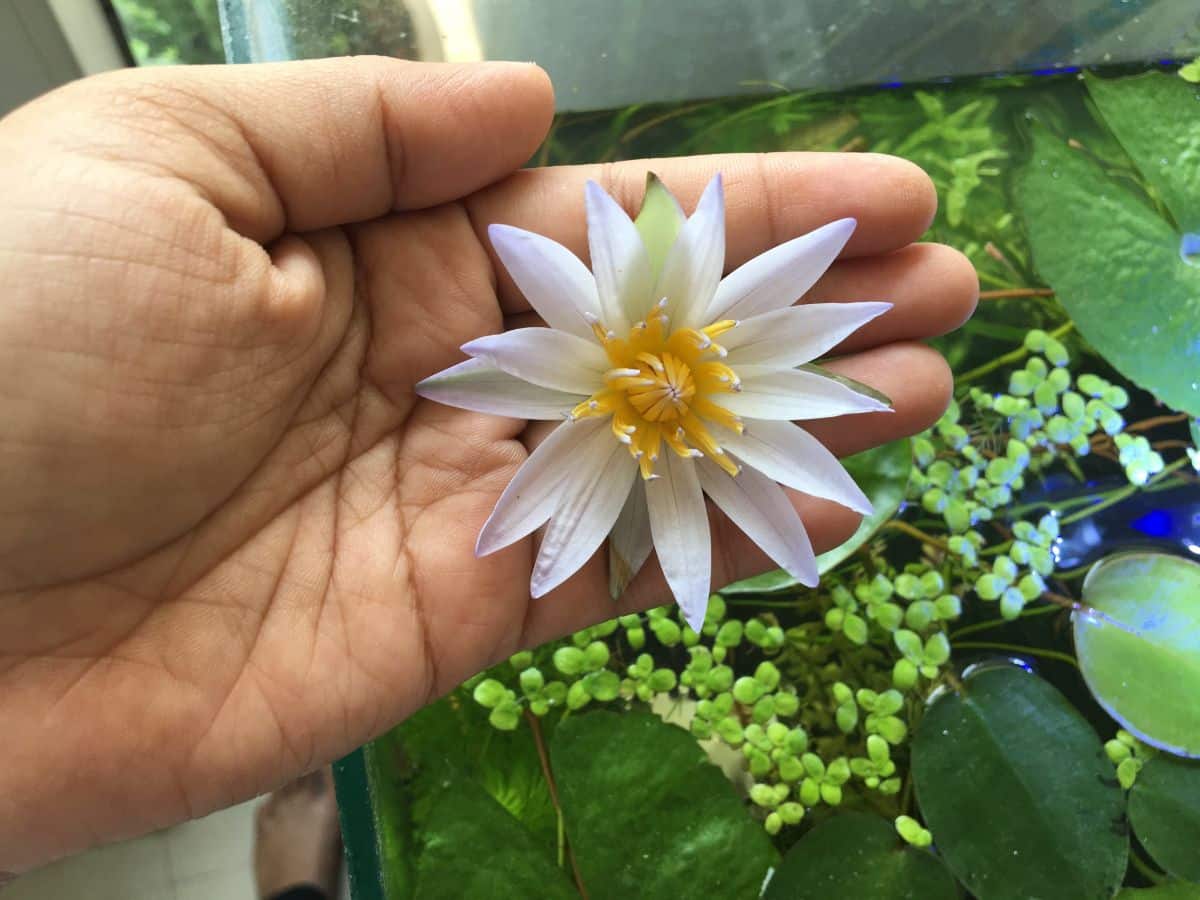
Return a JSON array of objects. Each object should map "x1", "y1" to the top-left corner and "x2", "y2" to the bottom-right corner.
[{"x1": 0, "y1": 57, "x2": 975, "y2": 873}]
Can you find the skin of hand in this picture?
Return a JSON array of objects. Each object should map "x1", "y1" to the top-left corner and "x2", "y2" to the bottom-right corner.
[{"x1": 0, "y1": 56, "x2": 977, "y2": 874}]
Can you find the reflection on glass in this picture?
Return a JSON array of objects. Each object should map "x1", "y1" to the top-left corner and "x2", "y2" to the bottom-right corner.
[{"x1": 219, "y1": 0, "x2": 1200, "y2": 110}]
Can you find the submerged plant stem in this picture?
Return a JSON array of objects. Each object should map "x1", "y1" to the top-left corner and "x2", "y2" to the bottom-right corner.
[
  {"x1": 978, "y1": 288, "x2": 1056, "y2": 299},
  {"x1": 954, "y1": 641, "x2": 1078, "y2": 668},
  {"x1": 957, "y1": 321, "x2": 1075, "y2": 385},
  {"x1": 1128, "y1": 849, "x2": 1166, "y2": 885},
  {"x1": 884, "y1": 519, "x2": 951, "y2": 551},
  {"x1": 525, "y1": 710, "x2": 589, "y2": 898},
  {"x1": 949, "y1": 602, "x2": 1062, "y2": 639},
  {"x1": 1124, "y1": 412, "x2": 1190, "y2": 433},
  {"x1": 725, "y1": 597, "x2": 804, "y2": 609},
  {"x1": 1060, "y1": 456, "x2": 1192, "y2": 525}
]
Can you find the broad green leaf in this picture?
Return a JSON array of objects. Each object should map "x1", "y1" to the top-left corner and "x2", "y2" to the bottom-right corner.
[
  {"x1": 398, "y1": 690, "x2": 557, "y2": 843},
  {"x1": 1015, "y1": 124, "x2": 1200, "y2": 417},
  {"x1": 721, "y1": 438, "x2": 912, "y2": 594},
  {"x1": 762, "y1": 811, "x2": 958, "y2": 900},
  {"x1": 551, "y1": 710, "x2": 776, "y2": 900},
  {"x1": 634, "y1": 172, "x2": 685, "y2": 280},
  {"x1": 1086, "y1": 72, "x2": 1200, "y2": 232},
  {"x1": 1075, "y1": 552, "x2": 1200, "y2": 756},
  {"x1": 913, "y1": 666, "x2": 1127, "y2": 900},
  {"x1": 1129, "y1": 754, "x2": 1200, "y2": 881},
  {"x1": 1117, "y1": 885, "x2": 1200, "y2": 900},
  {"x1": 413, "y1": 776, "x2": 576, "y2": 900}
]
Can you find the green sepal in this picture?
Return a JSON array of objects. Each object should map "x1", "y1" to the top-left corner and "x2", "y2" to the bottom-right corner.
[{"x1": 634, "y1": 172, "x2": 685, "y2": 282}]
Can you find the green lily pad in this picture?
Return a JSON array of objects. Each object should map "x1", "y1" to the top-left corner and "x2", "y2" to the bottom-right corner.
[
  {"x1": 414, "y1": 775, "x2": 577, "y2": 899},
  {"x1": 912, "y1": 666, "x2": 1127, "y2": 900},
  {"x1": 762, "y1": 811, "x2": 958, "y2": 900},
  {"x1": 551, "y1": 710, "x2": 776, "y2": 899},
  {"x1": 1086, "y1": 72, "x2": 1200, "y2": 233},
  {"x1": 1129, "y1": 754, "x2": 1200, "y2": 881},
  {"x1": 1117, "y1": 885, "x2": 1200, "y2": 900},
  {"x1": 1075, "y1": 551, "x2": 1200, "y2": 756},
  {"x1": 1015, "y1": 123, "x2": 1200, "y2": 417},
  {"x1": 399, "y1": 689, "x2": 558, "y2": 841},
  {"x1": 720, "y1": 437, "x2": 911, "y2": 594}
]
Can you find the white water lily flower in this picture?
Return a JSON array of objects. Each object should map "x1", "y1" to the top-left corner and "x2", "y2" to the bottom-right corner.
[{"x1": 417, "y1": 173, "x2": 892, "y2": 630}]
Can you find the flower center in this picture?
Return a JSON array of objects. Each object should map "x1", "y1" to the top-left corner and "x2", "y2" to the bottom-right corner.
[
  {"x1": 571, "y1": 300, "x2": 744, "y2": 479},
  {"x1": 625, "y1": 352, "x2": 695, "y2": 422}
]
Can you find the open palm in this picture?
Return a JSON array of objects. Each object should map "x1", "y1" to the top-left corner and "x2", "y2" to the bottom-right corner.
[{"x1": 0, "y1": 58, "x2": 976, "y2": 873}]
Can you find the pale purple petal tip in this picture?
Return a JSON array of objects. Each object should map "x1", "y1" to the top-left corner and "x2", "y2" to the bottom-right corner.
[{"x1": 682, "y1": 603, "x2": 707, "y2": 635}]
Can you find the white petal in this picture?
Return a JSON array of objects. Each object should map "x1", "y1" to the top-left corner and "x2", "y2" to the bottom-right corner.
[
  {"x1": 664, "y1": 174, "x2": 726, "y2": 329},
  {"x1": 645, "y1": 452, "x2": 711, "y2": 631},
  {"x1": 585, "y1": 181, "x2": 650, "y2": 330},
  {"x1": 488, "y1": 224, "x2": 601, "y2": 339},
  {"x1": 721, "y1": 419, "x2": 872, "y2": 514},
  {"x1": 608, "y1": 478, "x2": 653, "y2": 599},
  {"x1": 720, "y1": 367, "x2": 891, "y2": 421},
  {"x1": 531, "y1": 438, "x2": 638, "y2": 598},
  {"x1": 477, "y1": 417, "x2": 607, "y2": 556},
  {"x1": 462, "y1": 328, "x2": 608, "y2": 395},
  {"x1": 696, "y1": 458, "x2": 818, "y2": 587},
  {"x1": 705, "y1": 218, "x2": 857, "y2": 323},
  {"x1": 415, "y1": 358, "x2": 585, "y2": 420},
  {"x1": 723, "y1": 302, "x2": 893, "y2": 369}
]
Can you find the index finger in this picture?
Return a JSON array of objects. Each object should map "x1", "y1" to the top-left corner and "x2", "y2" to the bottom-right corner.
[{"x1": 464, "y1": 153, "x2": 938, "y2": 314}]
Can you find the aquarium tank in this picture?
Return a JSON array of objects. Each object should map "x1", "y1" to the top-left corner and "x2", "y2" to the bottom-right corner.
[{"x1": 214, "y1": 2, "x2": 1200, "y2": 897}]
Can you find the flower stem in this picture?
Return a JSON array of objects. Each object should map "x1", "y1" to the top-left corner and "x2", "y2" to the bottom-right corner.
[
  {"x1": 957, "y1": 321, "x2": 1074, "y2": 385},
  {"x1": 525, "y1": 710, "x2": 589, "y2": 898}
]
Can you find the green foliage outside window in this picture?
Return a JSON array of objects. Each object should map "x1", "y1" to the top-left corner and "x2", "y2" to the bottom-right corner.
[{"x1": 110, "y1": 0, "x2": 223, "y2": 65}]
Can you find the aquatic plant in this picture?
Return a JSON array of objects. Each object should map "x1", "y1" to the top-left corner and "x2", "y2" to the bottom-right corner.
[{"x1": 344, "y1": 68, "x2": 1200, "y2": 900}]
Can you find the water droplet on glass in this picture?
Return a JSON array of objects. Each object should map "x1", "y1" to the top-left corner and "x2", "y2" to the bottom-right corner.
[
  {"x1": 924, "y1": 682, "x2": 951, "y2": 707},
  {"x1": 1182, "y1": 233, "x2": 1200, "y2": 268},
  {"x1": 962, "y1": 656, "x2": 1037, "y2": 679}
]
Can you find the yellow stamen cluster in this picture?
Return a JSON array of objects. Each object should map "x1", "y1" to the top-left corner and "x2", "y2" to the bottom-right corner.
[{"x1": 571, "y1": 300, "x2": 743, "y2": 479}]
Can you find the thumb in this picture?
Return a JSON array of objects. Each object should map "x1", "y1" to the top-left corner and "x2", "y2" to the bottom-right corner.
[{"x1": 8, "y1": 57, "x2": 554, "y2": 242}]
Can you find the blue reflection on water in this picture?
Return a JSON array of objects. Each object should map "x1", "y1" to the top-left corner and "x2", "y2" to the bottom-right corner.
[
  {"x1": 1131, "y1": 508, "x2": 1173, "y2": 538},
  {"x1": 1031, "y1": 66, "x2": 1081, "y2": 76},
  {"x1": 1182, "y1": 233, "x2": 1200, "y2": 267},
  {"x1": 1053, "y1": 484, "x2": 1200, "y2": 569}
]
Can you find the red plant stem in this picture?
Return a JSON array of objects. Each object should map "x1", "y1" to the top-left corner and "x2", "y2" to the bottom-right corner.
[{"x1": 525, "y1": 710, "x2": 589, "y2": 899}]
